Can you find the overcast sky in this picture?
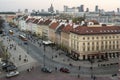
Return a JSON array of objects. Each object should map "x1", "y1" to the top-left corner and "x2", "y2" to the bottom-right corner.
[{"x1": 0, "y1": 0, "x2": 120, "y2": 12}]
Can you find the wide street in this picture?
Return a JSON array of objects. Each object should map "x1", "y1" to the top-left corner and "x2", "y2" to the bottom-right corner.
[{"x1": 0, "y1": 21, "x2": 119, "y2": 80}]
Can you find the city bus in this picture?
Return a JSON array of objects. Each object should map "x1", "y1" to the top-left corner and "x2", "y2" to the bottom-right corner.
[
  {"x1": 19, "y1": 35, "x2": 27, "y2": 41},
  {"x1": 9, "y1": 30, "x2": 14, "y2": 35}
]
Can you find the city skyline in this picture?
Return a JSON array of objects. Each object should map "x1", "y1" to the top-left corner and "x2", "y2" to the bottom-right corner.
[{"x1": 0, "y1": 0, "x2": 120, "y2": 12}]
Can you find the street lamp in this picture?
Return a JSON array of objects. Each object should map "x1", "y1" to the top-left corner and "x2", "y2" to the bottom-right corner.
[
  {"x1": 43, "y1": 45, "x2": 46, "y2": 68},
  {"x1": 90, "y1": 59, "x2": 96, "y2": 80}
]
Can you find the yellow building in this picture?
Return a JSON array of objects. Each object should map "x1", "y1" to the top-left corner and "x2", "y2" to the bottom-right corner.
[
  {"x1": 61, "y1": 24, "x2": 74, "y2": 52},
  {"x1": 37, "y1": 19, "x2": 51, "y2": 40},
  {"x1": 37, "y1": 20, "x2": 44, "y2": 38},
  {"x1": 69, "y1": 26, "x2": 120, "y2": 60},
  {"x1": 49, "y1": 22, "x2": 59, "y2": 43}
]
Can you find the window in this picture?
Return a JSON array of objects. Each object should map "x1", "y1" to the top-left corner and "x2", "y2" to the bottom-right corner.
[
  {"x1": 117, "y1": 45, "x2": 119, "y2": 49},
  {"x1": 101, "y1": 36, "x2": 103, "y2": 39},
  {"x1": 117, "y1": 36, "x2": 119, "y2": 38},
  {"x1": 96, "y1": 42, "x2": 99, "y2": 45},
  {"x1": 96, "y1": 46, "x2": 99, "y2": 50},
  {"x1": 92, "y1": 47, "x2": 94, "y2": 51},
  {"x1": 109, "y1": 41, "x2": 111, "y2": 44},
  {"x1": 96, "y1": 37, "x2": 99, "y2": 39},
  {"x1": 88, "y1": 42, "x2": 90, "y2": 45},
  {"x1": 113, "y1": 36, "x2": 115, "y2": 38},
  {"x1": 92, "y1": 37, "x2": 94, "y2": 40},
  {"x1": 83, "y1": 37, "x2": 85, "y2": 40},
  {"x1": 101, "y1": 41, "x2": 103, "y2": 45},
  {"x1": 83, "y1": 43, "x2": 85, "y2": 46},
  {"x1": 83, "y1": 47, "x2": 85, "y2": 51},
  {"x1": 105, "y1": 36, "x2": 107, "y2": 39},
  {"x1": 117, "y1": 41, "x2": 118, "y2": 44},
  {"x1": 105, "y1": 41, "x2": 107, "y2": 44},
  {"x1": 113, "y1": 41, "x2": 115, "y2": 44},
  {"x1": 87, "y1": 47, "x2": 90, "y2": 51},
  {"x1": 87, "y1": 37, "x2": 89, "y2": 40}
]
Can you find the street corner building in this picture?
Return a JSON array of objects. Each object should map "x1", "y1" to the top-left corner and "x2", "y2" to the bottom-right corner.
[{"x1": 69, "y1": 25, "x2": 120, "y2": 60}]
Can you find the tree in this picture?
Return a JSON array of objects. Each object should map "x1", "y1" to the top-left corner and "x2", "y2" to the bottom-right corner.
[
  {"x1": 0, "y1": 18, "x2": 4, "y2": 28},
  {"x1": 72, "y1": 17, "x2": 85, "y2": 24}
]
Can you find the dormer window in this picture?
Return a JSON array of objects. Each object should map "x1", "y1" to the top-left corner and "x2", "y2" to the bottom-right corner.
[
  {"x1": 100, "y1": 30, "x2": 102, "y2": 32},
  {"x1": 91, "y1": 30, "x2": 93, "y2": 32},
  {"x1": 104, "y1": 30, "x2": 106, "y2": 32}
]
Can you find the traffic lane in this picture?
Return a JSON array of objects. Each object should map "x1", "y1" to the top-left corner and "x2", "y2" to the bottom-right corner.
[{"x1": 0, "y1": 67, "x2": 82, "y2": 80}]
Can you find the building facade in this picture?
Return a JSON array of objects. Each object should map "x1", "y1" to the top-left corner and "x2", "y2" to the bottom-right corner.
[{"x1": 69, "y1": 26, "x2": 120, "y2": 60}]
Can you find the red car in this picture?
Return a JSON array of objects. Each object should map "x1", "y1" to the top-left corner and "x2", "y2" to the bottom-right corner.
[{"x1": 59, "y1": 67, "x2": 70, "y2": 73}]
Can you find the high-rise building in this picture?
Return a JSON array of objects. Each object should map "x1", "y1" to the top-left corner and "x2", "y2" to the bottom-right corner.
[
  {"x1": 24, "y1": 9, "x2": 28, "y2": 13},
  {"x1": 48, "y1": 4, "x2": 54, "y2": 13},
  {"x1": 78, "y1": 5, "x2": 84, "y2": 12},
  {"x1": 80, "y1": 5, "x2": 84, "y2": 12},
  {"x1": 64, "y1": 5, "x2": 68, "y2": 12},
  {"x1": 41, "y1": 9, "x2": 44, "y2": 12},
  {"x1": 95, "y1": 5, "x2": 99, "y2": 12},
  {"x1": 18, "y1": 9, "x2": 21, "y2": 13},
  {"x1": 86, "y1": 8, "x2": 89, "y2": 12},
  {"x1": 117, "y1": 8, "x2": 120, "y2": 13}
]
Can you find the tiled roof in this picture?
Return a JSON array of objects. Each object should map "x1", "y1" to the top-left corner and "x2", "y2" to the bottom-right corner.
[
  {"x1": 38, "y1": 20, "x2": 44, "y2": 25},
  {"x1": 44, "y1": 19, "x2": 52, "y2": 25},
  {"x1": 26, "y1": 18, "x2": 35, "y2": 23},
  {"x1": 23, "y1": 16, "x2": 28, "y2": 20},
  {"x1": 71, "y1": 26, "x2": 120, "y2": 35},
  {"x1": 88, "y1": 20, "x2": 99, "y2": 25},
  {"x1": 49, "y1": 22, "x2": 59, "y2": 30},
  {"x1": 62, "y1": 24, "x2": 74, "y2": 33},
  {"x1": 32, "y1": 19, "x2": 40, "y2": 24}
]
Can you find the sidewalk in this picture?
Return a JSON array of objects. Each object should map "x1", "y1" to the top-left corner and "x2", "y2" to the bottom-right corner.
[
  {"x1": 0, "y1": 36, "x2": 38, "y2": 72},
  {"x1": 29, "y1": 39, "x2": 90, "y2": 67}
]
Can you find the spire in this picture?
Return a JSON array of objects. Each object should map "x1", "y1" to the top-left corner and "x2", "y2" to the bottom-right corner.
[{"x1": 48, "y1": 3, "x2": 54, "y2": 13}]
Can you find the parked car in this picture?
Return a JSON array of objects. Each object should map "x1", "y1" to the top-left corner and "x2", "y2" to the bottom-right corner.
[
  {"x1": 0, "y1": 61, "x2": 6, "y2": 67},
  {"x1": 5, "y1": 65, "x2": 17, "y2": 72},
  {"x1": 41, "y1": 67, "x2": 52, "y2": 73},
  {"x1": 6, "y1": 71, "x2": 19, "y2": 78},
  {"x1": 24, "y1": 42, "x2": 28, "y2": 45},
  {"x1": 59, "y1": 67, "x2": 70, "y2": 73},
  {"x1": 2, "y1": 63, "x2": 13, "y2": 70}
]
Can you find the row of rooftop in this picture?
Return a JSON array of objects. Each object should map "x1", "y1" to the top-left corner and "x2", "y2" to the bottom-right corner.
[{"x1": 14, "y1": 15, "x2": 120, "y2": 35}]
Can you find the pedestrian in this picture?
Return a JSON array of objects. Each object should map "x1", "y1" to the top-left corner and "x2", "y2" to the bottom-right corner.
[
  {"x1": 25, "y1": 55, "x2": 27, "y2": 58},
  {"x1": 31, "y1": 66, "x2": 34, "y2": 70},
  {"x1": 52, "y1": 56, "x2": 53, "y2": 59},
  {"x1": 69, "y1": 63, "x2": 73, "y2": 66},
  {"x1": 27, "y1": 69, "x2": 30, "y2": 72},
  {"x1": 14, "y1": 47, "x2": 16, "y2": 50},
  {"x1": 19, "y1": 57, "x2": 21, "y2": 61},
  {"x1": 79, "y1": 66, "x2": 81, "y2": 70},
  {"x1": 55, "y1": 67, "x2": 57, "y2": 71},
  {"x1": 77, "y1": 74, "x2": 80, "y2": 78}
]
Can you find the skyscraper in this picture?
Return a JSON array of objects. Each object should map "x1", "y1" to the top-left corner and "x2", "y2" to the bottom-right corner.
[
  {"x1": 64, "y1": 5, "x2": 68, "y2": 12},
  {"x1": 80, "y1": 5, "x2": 84, "y2": 12},
  {"x1": 78, "y1": 5, "x2": 84, "y2": 12},
  {"x1": 86, "y1": 8, "x2": 89, "y2": 12},
  {"x1": 48, "y1": 4, "x2": 54, "y2": 13},
  {"x1": 117, "y1": 8, "x2": 120, "y2": 13},
  {"x1": 95, "y1": 5, "x2": 99, "y2": 12}
]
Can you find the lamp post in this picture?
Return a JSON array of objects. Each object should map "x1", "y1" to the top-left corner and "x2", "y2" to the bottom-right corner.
[
  {"x1": 43, "y1": 45, "x2": 46, "y2": 68},
  {"x1": 90, "y1": 59, "x2": 96, "y2": 80}
]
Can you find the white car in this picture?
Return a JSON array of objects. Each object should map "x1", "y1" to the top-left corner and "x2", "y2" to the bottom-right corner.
[
  {"x1": 6, "y1": 71, "x2": 19, "y2": 78},
  {"x1": 0, "y1": 62, "x2": 6, "y2": 67}
]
